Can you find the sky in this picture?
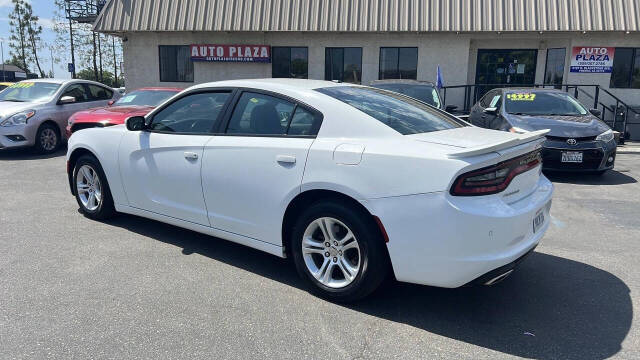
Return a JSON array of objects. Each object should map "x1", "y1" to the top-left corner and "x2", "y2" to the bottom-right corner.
[{"x1": 0, "y1": 0, "x2": 71, "y2": 79}]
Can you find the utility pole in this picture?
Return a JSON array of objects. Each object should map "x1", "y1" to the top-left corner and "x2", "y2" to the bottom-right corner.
[
  {"x1": 112, "y1": 36, "x2": 118, "y2": 87},
  {"x1": 67, "y1": 16, "x2": 76, "y2": 78},
  {"x1": 50, "y1": 46, "x2": 54, "y2": 78},
  {"x1": 1, "y1": 39, "x2": 5, "y2": 82}
]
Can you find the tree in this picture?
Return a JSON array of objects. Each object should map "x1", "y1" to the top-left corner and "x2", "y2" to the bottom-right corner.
[
  {"x1": 7, "y1": 0, "x2": 47, "y2": 78},
  {"x1": 76, "y1": 68, "x2": 116, "y2": 87},
  {"x1": 24, "y1": 1, "x2": 46, "y2": 78},
  {"x1": 8, "y1": 0, "x2": 30, "y2": 73}
]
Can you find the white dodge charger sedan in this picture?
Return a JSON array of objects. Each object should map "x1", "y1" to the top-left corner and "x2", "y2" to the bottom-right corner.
[{"x1": 66, "y1": 79, "x2": 553, "y2": 301}]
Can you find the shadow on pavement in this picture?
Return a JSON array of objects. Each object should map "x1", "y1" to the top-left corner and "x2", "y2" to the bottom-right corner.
[
  {"x1": 0, "y1": 147, "x2": 66, "y2": 161},
  {"x1": 107, "y1": 215, "x2": 632, "y2": 360},
  {"x1": 544, "y1": 169, "x2": 637, "y2": 185}
]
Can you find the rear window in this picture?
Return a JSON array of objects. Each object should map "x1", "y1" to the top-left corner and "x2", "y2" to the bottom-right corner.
[
  {"x1": 370, "y1": 83, "x2": 441, "y2": 108},
  {"x1": 315, "y1": 86, "x2": 464, "y2": 135}
]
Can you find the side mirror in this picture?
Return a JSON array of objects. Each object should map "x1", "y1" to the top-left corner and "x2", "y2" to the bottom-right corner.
[
  {"x1": 589, "y1": 108, "x2": 602, "y2": 117},
  {"x1": 58, "y1": 96, "x2": 76, "y2": 104},
  {"x1": 107, "y1": 100, "x2": 115, "y2": 106},
  {"x1": 126, "y1": 116, "x2": 146, "y2": 131},
  {"x1": 484, "y1": 107, "x2": 498, "y2": 115},
  {"x1": 445, "y1": 105, "x2": 458, "y2": 113}
]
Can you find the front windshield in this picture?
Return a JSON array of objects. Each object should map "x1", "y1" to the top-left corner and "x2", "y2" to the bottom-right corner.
[
  {"x1": 316, "y1": 86, "x2": 464, "y2": 135},
  {"x1": 0, "y1": 82, "x2": 61, "y2": 102},
  {"x1": 371, "y1": 83, "x2": 441, "y2": 108},
  {"x1": 115, "y1": 90, "x2": 178, "y2": 107},
  {"x1": 505, "y1": 91, "x2": 588, "y2": 116}
]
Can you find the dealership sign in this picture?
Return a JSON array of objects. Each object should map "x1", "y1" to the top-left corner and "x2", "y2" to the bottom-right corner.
[
  {"x1": 570, "y1": 47, "x2": 615, "y2": 73},
  {"x1": 190, "y1": 44, "x2": 270, "y2": 62}
]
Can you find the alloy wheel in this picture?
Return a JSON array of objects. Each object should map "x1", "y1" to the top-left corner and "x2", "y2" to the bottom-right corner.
[
  {"x1": 40, "y1": 128, "x2": 58, "y2": 151},
  {"x1": 301, "y1": 217, "x2": 361, "y2": 289},
  {"x1": 76, "y1": 164, "x2": 102, "y2": 211}
]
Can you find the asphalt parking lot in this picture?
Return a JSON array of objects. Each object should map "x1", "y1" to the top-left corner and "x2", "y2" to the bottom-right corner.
[{"x1": 1, "y1": 148, "x2": 639, "y2": 360}]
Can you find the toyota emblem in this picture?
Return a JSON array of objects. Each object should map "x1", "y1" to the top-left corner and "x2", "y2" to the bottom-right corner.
[{"x1": 567, "y1": 138, "x2": 577, "y2": 145}]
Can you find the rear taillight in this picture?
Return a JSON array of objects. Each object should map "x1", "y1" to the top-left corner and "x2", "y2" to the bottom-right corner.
[{"x1": 450, "y1": 150, "x2": 541, "y2": 196}]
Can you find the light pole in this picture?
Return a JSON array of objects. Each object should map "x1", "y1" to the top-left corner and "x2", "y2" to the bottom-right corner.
[{"x1": 1, "y1": 38, "x2": 5, "y2": 82}]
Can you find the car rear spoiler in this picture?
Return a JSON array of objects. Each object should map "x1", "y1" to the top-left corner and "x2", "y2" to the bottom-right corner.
[{"x1": 447, "y1": 129, "x2": 549, "y2": 158}]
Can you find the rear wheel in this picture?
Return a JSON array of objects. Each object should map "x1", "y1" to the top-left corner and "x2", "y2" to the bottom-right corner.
[
  {"x1": 34, "y1": 123, "x2": 60, "y2": 154},
  {"x1": 73, "y1": 155, "x2": 116, "y2": 220},
  {"x1": 291, "y1": 201, "x2": 389, "y2": 302}
]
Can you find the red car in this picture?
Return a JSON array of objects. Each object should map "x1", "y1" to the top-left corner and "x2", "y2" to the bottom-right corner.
[{"x1": 66, "y1": 87, "x2": 182, "y2": 137}]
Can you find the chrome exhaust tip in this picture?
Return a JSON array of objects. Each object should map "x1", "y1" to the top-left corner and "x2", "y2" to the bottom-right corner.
[{"x1": 484, "y1": 269, "x2": 514, "y2": 286}]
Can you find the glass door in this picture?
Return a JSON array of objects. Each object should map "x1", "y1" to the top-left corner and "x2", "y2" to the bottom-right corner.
[
  {"x1": 475, "y1": 49, "x2": 538, "y2": 98},
  {"x1": 544, "y1": 48, "x2": 566, "y2": 88}
]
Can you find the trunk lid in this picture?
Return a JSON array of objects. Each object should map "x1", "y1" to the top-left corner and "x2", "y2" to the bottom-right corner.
[{"x1": 412, "y1": 127, "x2": 547, "y2": 202}]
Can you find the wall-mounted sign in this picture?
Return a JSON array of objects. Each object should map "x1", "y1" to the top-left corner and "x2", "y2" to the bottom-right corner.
[
  {"x1": 190, "y1": 44, "x2": 271, "y2": 63},
  {"x1": 570, "y1": 47, "x2": 615, "y2": 73}
]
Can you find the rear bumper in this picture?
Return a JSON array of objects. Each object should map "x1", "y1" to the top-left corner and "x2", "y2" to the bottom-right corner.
[
  {"x1": 542, "y1": 139, "x2": 616, "y2": 172},
  {"x1": 366, "y1": 175, "x2": 553, "y2": 288}
]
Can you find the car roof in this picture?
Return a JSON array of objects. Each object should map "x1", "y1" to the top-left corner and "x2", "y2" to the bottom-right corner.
[
  {"x1": 190, "y1": 78, "x2": 348, "y2": 92},
  {"x1": 499, "y1": 87, "x2": 566, "y2": 94},
  {"x1": 16, "y1": 78, "x2": 113, "y2": 88},
  {"x1": 370, "y1": 79, "x2": 436, "y2": 86},
  {"x1": 135, "y1": 87, "x2": 183, "y2": 92}
]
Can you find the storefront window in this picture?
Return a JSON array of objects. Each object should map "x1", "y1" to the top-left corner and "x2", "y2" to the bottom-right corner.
[
  {"x1": 325, "y1": 48, "x2": 362, "y2": 84},
  {"x1": 611, "y1": 48, "x2": 640, "y2": 89},
  {"x1": 272, "y1": 47, "x2": 308, "y2": 78},
  {"x1": 544, "y1": 48, "x2": 566, "y2": 88},
  {"x1": 379, "y1": 47, "x2": 418, "y2": 80},
  {"x1": 159, "y1": 45, "x2": 194, "y2": 82}
]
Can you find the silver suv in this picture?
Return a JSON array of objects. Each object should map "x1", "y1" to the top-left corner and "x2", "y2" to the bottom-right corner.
[{"x1": 0, "y1": 79, "x2": 120, "y2": 153}]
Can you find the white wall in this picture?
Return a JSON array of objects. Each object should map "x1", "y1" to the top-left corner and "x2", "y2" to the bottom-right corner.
[
  {"x1": 122, "y1": 31, "x2": 470, "y2": 104},
  {"x1": 122, "y1": 31, "x2": 640, "y2": 137}
]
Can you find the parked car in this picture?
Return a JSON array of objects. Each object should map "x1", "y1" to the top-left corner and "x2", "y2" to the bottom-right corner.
[
  {"x1": 0, "y1": 79, "x2": 119, "y2": 153},
  {"x1": 67, "y1": 79, "x2": 553, "y2": 301},
  {"x1": 66, "y1": 87, "x2": 182, "y2": 137},
  {"x1": 0, "y1": 82, "x2": 14, "y2": 91},
  {"x1": 469, "y1": 88, "x2": 616, "y2": 174},
  {"x1": 370, "y1": 80, "x2": 443, "y2": 109}
]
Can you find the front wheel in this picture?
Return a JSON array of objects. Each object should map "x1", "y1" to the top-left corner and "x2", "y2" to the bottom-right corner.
[
  {"x1": 73, "y1": 155, "x2": 116, "y2": 220},
  {"x1": 34, "y1": 123, "x2": 60, "y2": 154},
  {"x1": 291, "y1": 201, "x2": 389, "y2": 302}
]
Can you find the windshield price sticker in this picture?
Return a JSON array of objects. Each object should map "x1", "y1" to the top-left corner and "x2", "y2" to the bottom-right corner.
[
  {"x1": 507, "y1": 93, "x2": 536, "y2": 101},
  {"x1": 10, "y1": 82, "x2": 34, "y2": 88}
]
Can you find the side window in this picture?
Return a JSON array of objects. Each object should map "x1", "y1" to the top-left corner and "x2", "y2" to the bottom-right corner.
[
  {"x1": 88, "y1": 84, "x2": 113, "y2": 100},
  {"x1": 489, "y1": 94, "x2": 502, "y2": 109},
  {"x1": 227, "y1": 92, "x2": 295, "y2": 135},
  {"x1": 288, "y1": 107, "x2": 321, "y2": 136},
  {"x1": 61, "y1": 84, "x2": 89, "y2": 103},
  {"x1": 149, "y1": 92, "x2": 230, "y2": 133}
]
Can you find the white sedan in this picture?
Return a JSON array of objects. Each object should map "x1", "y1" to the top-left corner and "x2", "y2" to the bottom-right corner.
[{"x1": 66, "y1": 79, "x2": 553, "y2": 301}]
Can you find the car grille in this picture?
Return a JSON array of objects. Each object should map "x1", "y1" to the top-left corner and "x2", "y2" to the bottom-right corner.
[
  {"x1": 545, "y1": 135, "x2": 597, "y2": 142},
  {"x1": 542, "y1": 148, "x2": 604, "y2": 170}
]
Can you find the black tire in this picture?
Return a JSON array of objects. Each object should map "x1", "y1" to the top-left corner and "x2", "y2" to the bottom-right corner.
[
  {"x1": 72, "y1": 155, "x2": 116, "y2": 220},
  {"x1": 291, "y1": 200, "x2": 390, "y2": 302},
  {"x1": 34, "y1": 123, "x2": 60, "y2": 154}
]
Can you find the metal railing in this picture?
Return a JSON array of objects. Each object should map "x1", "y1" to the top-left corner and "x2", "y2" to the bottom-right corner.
[{"x1": 441, "y1": 83, "x2": 640, "y2": 140}]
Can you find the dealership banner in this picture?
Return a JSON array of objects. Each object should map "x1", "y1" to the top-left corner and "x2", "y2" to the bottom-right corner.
[
  {"x1": 570, "y1": 47, "x2": 615, "y2": 73},
  {"x1": 190, "y1": 44, "x2": 270, "y2": 62}
]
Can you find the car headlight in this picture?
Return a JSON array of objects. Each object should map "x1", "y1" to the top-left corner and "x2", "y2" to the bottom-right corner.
[
  {"x1": 0, "y1": 109, "x2": 36, "y2": 126},
  {"x1": 596, "y1": 129, "x2": 614, "y2": 142}
]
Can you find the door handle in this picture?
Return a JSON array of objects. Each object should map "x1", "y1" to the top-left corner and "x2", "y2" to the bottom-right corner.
[
  {"x1": 184, "y1": 152, "x2": 199, "y2": 160},
  {"x1": 276, "y1": 155, "x2": 296, "y2": 164}
]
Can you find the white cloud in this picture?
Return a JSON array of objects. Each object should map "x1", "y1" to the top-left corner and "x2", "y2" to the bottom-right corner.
[
  {"x1": 0, "y1": 0, "x2": 12, "y2": 8},
  {"x1": 38, "y1": 17, "x2": 55, "y2": 29}
]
